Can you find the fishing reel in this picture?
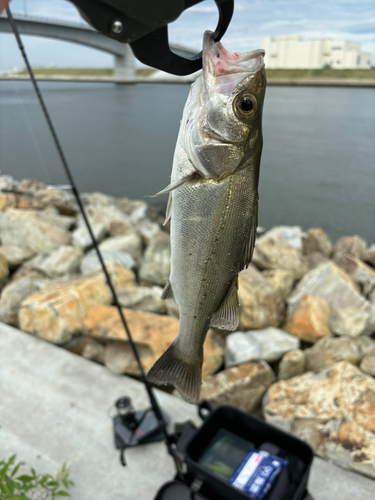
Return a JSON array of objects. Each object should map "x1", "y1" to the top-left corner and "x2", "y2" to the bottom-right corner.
[
  {"x1": 112, "y1": 396, "x2": 170, "y2": 466},
  {"x1": 68, "y1": 0, "x2": 234, "y2": 75}
]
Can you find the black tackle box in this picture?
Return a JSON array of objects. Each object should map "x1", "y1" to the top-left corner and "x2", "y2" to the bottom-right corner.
[{"x1": 155, "y1": 405, "x2": 314, "y2": 500}]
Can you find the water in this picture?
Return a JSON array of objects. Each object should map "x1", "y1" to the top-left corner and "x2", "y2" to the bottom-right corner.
[{"x1": 0, "y1": 81, "x2": 374, "y2": 243}]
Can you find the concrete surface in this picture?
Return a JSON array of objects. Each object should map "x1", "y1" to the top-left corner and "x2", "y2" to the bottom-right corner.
[{"x1": 1, "y1": 323, "x2": 374, "y2": 500}]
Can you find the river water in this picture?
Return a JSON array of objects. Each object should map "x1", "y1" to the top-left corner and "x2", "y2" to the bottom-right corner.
[{"x1": 0, "y1": 81, "x2": 374, "y2": 243}]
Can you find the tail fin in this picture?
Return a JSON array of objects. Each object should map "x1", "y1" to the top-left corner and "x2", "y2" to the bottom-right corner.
[{"x1": 147, "y1": 342, "x2": 202, "y2": 404}]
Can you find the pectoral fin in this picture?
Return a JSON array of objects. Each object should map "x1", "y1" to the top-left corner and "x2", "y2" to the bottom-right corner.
[
  {"x1": 210, "y1": 277, "x2": 239, "y2": 331},
  {"x1": 149, "y1": 173, "x2": 195, "y2": 198},
  {"x1": 161, "y1": 280, "x2": 175, "y2": 302},
  {"x1": 241, "y1": 205, "x2": 258, "y2": 270},
  {"x1": 163, "y1": 192, "x2": 172, "y2": 225}
]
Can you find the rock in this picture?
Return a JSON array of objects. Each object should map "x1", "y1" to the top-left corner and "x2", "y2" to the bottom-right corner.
[
  {"x1": 0, "y1": 192, "x2": 17, "y2": 211},
  {"x1": 0, "y1": 277, "x2": 41, "y2": 325},
  {"x1": 72, "y1": 221, "x2": 107, "y2": 250},
  {"x1": 136, "y1": 218, "x2": 161, "y2": 245},
  {"x1": 18, "y1": 263, "x2": 135, "y2": 344},
  {"x1": 200, "y1": 361, "x2": 275, "y2": 413},
  {"x1": 81, "y1": 340, "x2": 106, "y2": 364},
  {"x1": 238, "y1": 265, "x2": 284, "y2": 331},
  {"x1": 225, "y1": 327, "x2": 299, "y2": 368},
  {"x1": 304, "y1": 336, "x2": 375, "y2": 371},
  {"x1": 99, "y1": 233, "x2": 143, "y2": 265},
  {"x1": 118, "y1": 286, "x2": 166, "y2": 314},
  {"x1": 139, "y1": 232, "x2": 170, "y2": 286},
  {"x1": 262, "y1": 269, "x2": 295, "y2": 300},
  {"x1": 30, "y1": 246, "x2": 83, "y2": 278},
  {"x1": 80, "y1": 249, "x2": 135, "y2": 274},
  {"x1": 0, "y1": 245, "x2": 35, "y2": 269},
  {"x1": 32, "y1": 187, "x2": 77, "y2": 215},
  {"x1": 0, "y1": 174, "x2": 18, "y2": 192},
  {"x1": 286, "y1": 294, "x2": 333, "y2": 343},
  {"x1": 252, "y1": 234, "x2": 307, "y2": 279},
  {"x1": 342, "y1": 256, "x2": 375, "y2": 299},
  {"x1": 360, "y1": 352, "x2": 375, "y2": 377},
  {"x1": 333, "y1": 235, "x2": 367, "y2": 273},
  {"x1": 278, "y1": 350, "x2": 305, "y2": 380},
  {"x1": 302, "y1": 228, "x2": 333, "y2": 257},
  {"x1": 362, "y1": 244, "x2": 375, "y2": 268},
  {"x1": 287, "y1": 262, "x2": 375, "y2": 336},
  {"x1": 108, "y1": 219, "x2": 134, "y2": 237},
  {"x1": 83, "y1": 305, "x2": 223, "y2": 377},
  {"x1": 262, "y1": 225, "x2": 305, "y2": 251},
  {"x1": 305, "y1": 251, "x2": 329, "y2": 270},
  {"x1": 0, "y1": 209, "x2": 71, "y2": 254},
  {"x1": 41, "y1": 206, "x2": 76, "y2": 230},
  {"x1": 0, "y1": 252, "x2": 9, "y2": 285},
  {"x1": 104, "y1": 341, "x2": 152, "y2": 374},
  {"x1": 263, "y1": 361, "x2": 375, "y2": 479}
]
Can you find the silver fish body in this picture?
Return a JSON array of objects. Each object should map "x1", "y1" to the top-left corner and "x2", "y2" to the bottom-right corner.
[{"x1": 147, "y1": 32, "x2": 266, "y2": 403}]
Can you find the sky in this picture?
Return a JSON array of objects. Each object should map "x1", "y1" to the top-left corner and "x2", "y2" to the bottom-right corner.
[{"x1": 0, "y1": 0, "x2": 374, "y2": 69}]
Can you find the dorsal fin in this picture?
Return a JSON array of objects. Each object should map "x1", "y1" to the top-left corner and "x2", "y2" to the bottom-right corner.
[{"x1": 210, "y1": 277, "x2": 239, "y2": 331}]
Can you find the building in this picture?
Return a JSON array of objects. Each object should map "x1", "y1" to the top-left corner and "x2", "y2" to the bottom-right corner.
[{"x1": 261, "y1": 35, "x2": 372, "y2": 69}]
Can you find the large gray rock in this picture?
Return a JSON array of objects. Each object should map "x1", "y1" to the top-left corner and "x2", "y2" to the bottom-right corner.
[
  {"x1": 264, "y1": 361, "x2": 375, "y2": 479},
  {"x1": 333, "y1": 235, "x2": 367, "y2": 273},
  {"x1": 72, "y1": 221, "x2": 107, "y2": 250},
  {"x1": 200, "y1": 361, "x2": 275, "y2": 413},
  {"x1": 238, "y1": 265, "x2": 284, "y2": 331},
  {"x1": 136, "y1": 218, "x2": 162, "y2": 246},
  {"x1": 302, "y1": 228, "x2": 333, "y2": 257},
  {"x1": 139, "y1": 232, "x2": 171, "y2": 286},
  {"x1": 0, "y1": 252, "x2": 9, "y2": 287},
  {"x1": 362, "y1": 244, "x2": 375, "y2": 268},
  {"x1": 278, "y1": 349, "x2": 305, "y2": 380},
  {"x1": 0, "y1": 245, "x2": 35, "y2": 269},
  {"x1": 80, "y1": 249, "x2": 135, "y2": 275},
  {"x1": 360, "y1": 352, "x2": 375, "y2": 377},
  {"x1": 27, "y1": 246, "x2": 83, "y2": 278},
  {"x1": 304, "y1": 336, "x2": 375, "y2": 371},
  {"x1": 343, "y1": 256, "x2": 375, "y2": 300},
  {"x1": 225, "y1": 327, "x2": 300, "y2": 368},
  {"x1": 252, "y1": 233, "x2": 307, "y2": 279},
  {"x1": 0, "y1": 277, "x2": 43, "y2": 325},
  {"x1": 0, "y1": 209, "x2": 71, "y2": 254},
  {"x1": 99, "y1": 233, "x2": 143, "y2": 265},
  {"x1": 287, "y1": 262, "x2": 375, "y2": 336},
  {"x1": 118, "y1": 286, "x2": 166, "y2": 314},
  {"x1": 262, "y1": 225, "x2": 305, "y2": 251},
  {"x1": 262, "y1": 269, "x2": 295, "y2": 300}
]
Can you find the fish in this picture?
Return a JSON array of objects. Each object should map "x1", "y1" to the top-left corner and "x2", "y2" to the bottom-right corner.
[{"x1": 147, "y1": 31, "x2": 266, "y2": 403}]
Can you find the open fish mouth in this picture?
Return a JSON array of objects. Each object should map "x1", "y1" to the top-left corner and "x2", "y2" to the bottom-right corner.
[{"x1": 203, "y1": 31, "x2": 265, "y2": 95}]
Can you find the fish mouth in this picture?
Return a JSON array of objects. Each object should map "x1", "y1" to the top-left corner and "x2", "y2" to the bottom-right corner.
[{"x1": 203, "y1": 31, "x2": 265, "y2": 95}]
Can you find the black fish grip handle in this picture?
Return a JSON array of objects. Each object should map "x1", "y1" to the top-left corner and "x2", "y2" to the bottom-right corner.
[{"x1": 68, "y1": 0, "x2": 234, "y2": 75}]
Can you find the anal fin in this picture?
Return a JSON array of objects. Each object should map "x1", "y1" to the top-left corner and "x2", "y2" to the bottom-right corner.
[{"x1": 210, "y1": 277, "x2": 239, "y2": 331}]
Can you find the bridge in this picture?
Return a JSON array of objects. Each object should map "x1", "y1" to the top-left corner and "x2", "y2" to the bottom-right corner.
[{"x1": 0, "y1": 14, "x2": 196, "y2": 80}]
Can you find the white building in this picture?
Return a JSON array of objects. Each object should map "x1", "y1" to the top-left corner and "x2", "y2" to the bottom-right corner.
[{"x1": 262, "y1": 35, "x2": 372, "y2": 69}]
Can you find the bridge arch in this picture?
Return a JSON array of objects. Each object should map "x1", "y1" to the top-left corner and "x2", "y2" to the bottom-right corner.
[{"x1": 0, "y1": 15, "x2": 197, "y2": 80}]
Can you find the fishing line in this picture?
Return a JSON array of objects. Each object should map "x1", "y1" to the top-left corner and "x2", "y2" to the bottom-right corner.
[{"x1": 5, "y1": 5, "x2": 185, "y2": 480}]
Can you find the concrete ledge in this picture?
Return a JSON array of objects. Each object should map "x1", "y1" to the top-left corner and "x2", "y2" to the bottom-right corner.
[{"x1": 1, "y1": 323, "x2": 374, "y2": 499}]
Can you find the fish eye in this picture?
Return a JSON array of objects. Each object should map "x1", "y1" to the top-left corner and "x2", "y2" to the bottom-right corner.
[{"x1": 234, "y1": 93, "x2": 257, "y2": 119}]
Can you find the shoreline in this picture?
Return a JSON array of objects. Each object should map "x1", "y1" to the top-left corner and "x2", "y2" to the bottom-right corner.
[{"x1": 1, "y1": 74, "x2": 375, "y2": 87}]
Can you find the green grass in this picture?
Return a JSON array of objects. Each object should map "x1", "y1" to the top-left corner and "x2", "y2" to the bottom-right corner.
[
  {"x1": 17, "y1": 67, "x2": 156, "y2": 77},
  {"x1": 265, "y1": 68, "x2": 375, "y2": 79},
  {"x1": 16, "y1": 67, "x2": 375, "y2": 80}
]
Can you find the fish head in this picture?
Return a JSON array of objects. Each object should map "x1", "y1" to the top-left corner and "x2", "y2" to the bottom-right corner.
[{"x1": 182, "y1": 31, "x2": 266, "y2": 180}]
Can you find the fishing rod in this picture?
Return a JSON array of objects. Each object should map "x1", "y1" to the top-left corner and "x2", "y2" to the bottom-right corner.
[{"x1": 5, "y1": 4, "x2": 185, "y2": 480}]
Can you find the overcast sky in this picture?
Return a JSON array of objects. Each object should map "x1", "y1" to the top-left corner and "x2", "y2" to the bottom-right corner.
[{"x1": 0, "y1": 0, "x2": 374, "y2": 69}]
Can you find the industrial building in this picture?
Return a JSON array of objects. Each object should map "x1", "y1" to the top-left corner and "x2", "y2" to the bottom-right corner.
[{"x1": 261, "y1": 35, "x2": 372, "y2": 69}]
